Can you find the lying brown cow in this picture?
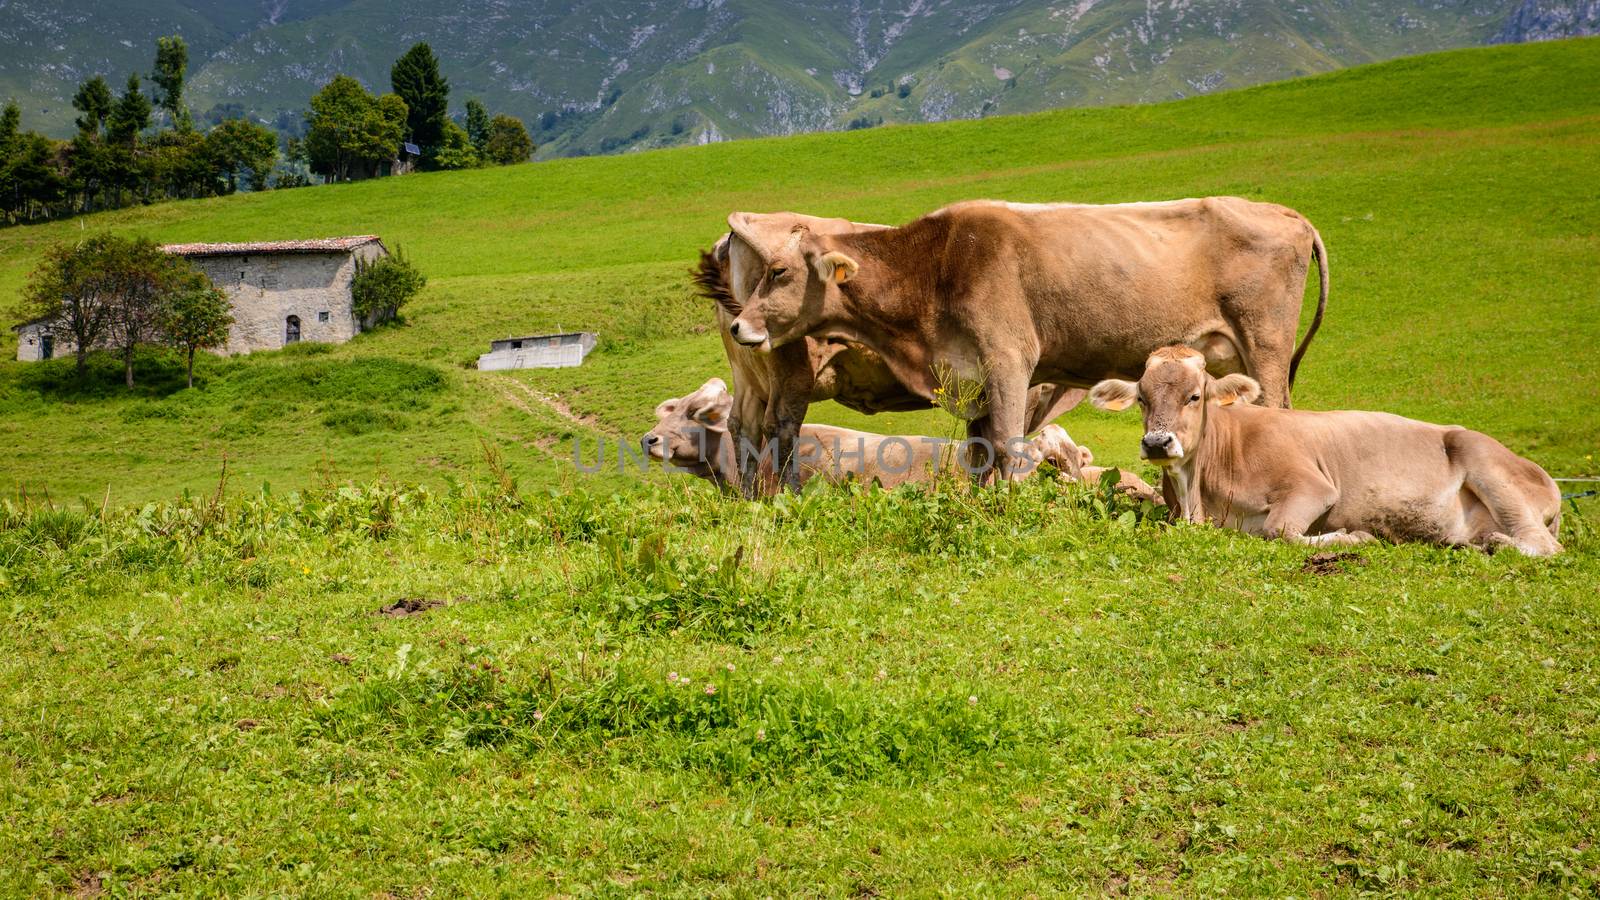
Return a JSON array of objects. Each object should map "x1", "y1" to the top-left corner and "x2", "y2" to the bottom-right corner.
[
  {"x1": 722, "y1": 197, "x2": 1329, "y2": 480},
  {"x1": 1027, "y1": 424, "x2": 1164, "y2": 505},
  {"x1": 644, "y1": 380, "x2": 1161, "y2": 499},
  {"x1": 1087, "y1": 346, "x2": 1562, "y2": 556},
  {"x1": 642, "y1": 377, "x2": 968, "y2": 489},
  {"x1": 695, "y1": 217, "x2": 1084, "y2": 494}
]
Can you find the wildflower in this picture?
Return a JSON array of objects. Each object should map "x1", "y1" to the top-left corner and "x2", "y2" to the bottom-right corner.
[
  {"x1": 968, "y1": 695, "x2": 979, "y2": 706},
  {"x1": 532, "y1": 709, "x2": 544, "y2": 722},
  {"x1": 704, "y1": 684, "x2": 717, "y2": 696},
  {"x1": 755, "y1": 728, "x2": 766, "y2": 741},
  {"x1": 876, "y1": 668, "x2": 888, "y2": 681},
  {"x1": 668, "y1": 671, "x2": 679, "y2": 683},
  {"x1": 772, "y1": 655, "x2": 784, "y2": 665},
  {"x1": 725, "y1": 662, "x2": 736, "y2": 672},
  {"x1": 302, "y1": 566, "x2": 311, "y2": 575}
]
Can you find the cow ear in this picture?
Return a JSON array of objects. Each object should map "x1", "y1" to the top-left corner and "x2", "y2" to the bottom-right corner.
[
  {"x1": 1079, "y1": 446, "x2": 1095, "y2": 467},
  {"x1": 814, "y1": 251, "x2": 859, "y2": 285},
  {"x1": 690, "y1": 380, "x2": 733, "y2": 427},
  {"x1": 1210, "y1": 374, "x2": 1261, "y2": 407},
  {"x1": 1088, "y1": 379, "x2": 1140, "y2": 411}
]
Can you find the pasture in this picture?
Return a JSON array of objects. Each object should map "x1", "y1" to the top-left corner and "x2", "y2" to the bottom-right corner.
[{"x1": 1, "y1": 38, "x2": 1598, "y2": 894}]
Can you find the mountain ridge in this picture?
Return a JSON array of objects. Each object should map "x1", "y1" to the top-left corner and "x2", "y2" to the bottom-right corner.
[{"x1": 2, "y1": 0, "x2": 1597, "y2": 158}]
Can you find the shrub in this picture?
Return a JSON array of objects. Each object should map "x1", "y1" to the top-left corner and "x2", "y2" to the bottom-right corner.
[{"x1": 350, "y1": 248, "x2": 426, "y2": 321}]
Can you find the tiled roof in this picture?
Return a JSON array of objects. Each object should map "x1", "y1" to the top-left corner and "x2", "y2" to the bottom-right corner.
[{"x1": 161, "y1": 236, "x2": 384, "y2": 257}]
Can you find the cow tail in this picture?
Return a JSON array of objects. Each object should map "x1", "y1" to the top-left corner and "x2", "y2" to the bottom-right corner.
[{"x1": 1287, "y1": 225, "x2": 1328, "y2": 388}]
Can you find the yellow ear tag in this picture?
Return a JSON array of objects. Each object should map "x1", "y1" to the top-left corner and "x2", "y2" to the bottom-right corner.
[
  {"x1": 833, "y1": 266, "x2": 850, "y2": 284},
  {"x1": 702, "y1": 409, "x2": 722, "y2": 423}
]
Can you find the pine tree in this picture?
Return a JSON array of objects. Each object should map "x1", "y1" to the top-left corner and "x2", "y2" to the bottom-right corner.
[
  {"x1": 389, "y1": 43, "x2": 449, "y2": 159},
  {"x1": 0, "y1": 100, "x2": 19, "y2": 151},
  {"x1": 107, "y1": 74, "x2": 151, "y2": 147},
  {"x1": 152, "y1": 36, "x2": 193, "y2": 131},
  {"x1": 72, "y1": 76, "x2": 114, "y2": 137},
  {"x1": 464, "y1": 98, "x2": 489, "y2": 153}
]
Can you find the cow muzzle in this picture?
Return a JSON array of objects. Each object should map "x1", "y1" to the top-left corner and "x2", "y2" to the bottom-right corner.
[
  {"x1": 641, "y1": 433, "x2": 668, "y2": 460},
  {"x1": 1140, "y1": 431, "x2": 1183, "y2": 464},
  {"x1": 728, "y1": 319, "x2": 770, "y2": 351}
]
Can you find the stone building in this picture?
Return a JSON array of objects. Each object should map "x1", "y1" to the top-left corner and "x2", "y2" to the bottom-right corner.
[
  {"x1": 477, "y1": 332, "x2": 598, "y2": 370},
  {"x1": 12, "y1": 235, "x2": 390, "y2": 361}
]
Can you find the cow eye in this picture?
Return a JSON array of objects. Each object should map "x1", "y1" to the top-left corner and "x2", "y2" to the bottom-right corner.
[
  {"x1": 769, "y1": 266, "x2": 788, "y2": 281},
  {"x1": 1188, "y1": 393, "x2": 1201, "y2": 404}
]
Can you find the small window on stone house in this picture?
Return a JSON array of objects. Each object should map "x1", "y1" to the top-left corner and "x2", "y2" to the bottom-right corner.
[
  {"x1": 318, "y1": 311, "x2": 330, "y2": 323},
  {"x1": 510, "y1": 340, "x2": 523, "y2": 350}
]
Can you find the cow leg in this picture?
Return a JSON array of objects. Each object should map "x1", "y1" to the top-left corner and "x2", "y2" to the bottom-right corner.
[
  {"x1": 1300, "y1": 529, "x2": 1377, "y2": 548},
  {"x1": 1262, "y1": 482, "x2": 1341, "y2": 543},
  {"x1": 985, "y1": 367, "x2": 1034, "y2": 483},
  {"x1": 770, "y1": 342, "x2": 817, "y2": 494},
  {"x1": 1238, "y1": 330, "x2": 1294, "y2": 409}
]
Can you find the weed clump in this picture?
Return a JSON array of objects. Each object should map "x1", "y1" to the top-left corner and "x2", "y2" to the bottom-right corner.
[
  {"x1": 312, "y1": 650, "x2": 1038, "y2": 784},
  {"x1": 575, "y1": 533, "x2": 801, "y2": 640}
]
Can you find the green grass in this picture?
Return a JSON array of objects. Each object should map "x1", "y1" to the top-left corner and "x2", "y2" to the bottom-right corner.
[
  {"x1": 1, "y1": 38, "x2": 1599, "y2": 894},
  {"x1": 3, "y1": 475, "x2": 1598, "y2": 893}
]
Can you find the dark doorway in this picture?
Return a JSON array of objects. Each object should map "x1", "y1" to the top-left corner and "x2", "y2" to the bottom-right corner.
[
  {"x1": 40, "y1": 335, "x2": 54, "y2": 360},
  {"x1": 285, "y1": 315, "x2": 301, "y2": 344}
]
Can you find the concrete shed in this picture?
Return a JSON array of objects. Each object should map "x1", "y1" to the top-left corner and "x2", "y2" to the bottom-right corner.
[{"x1": 477, "y1": 332, "x2": 598, "y2": 370}]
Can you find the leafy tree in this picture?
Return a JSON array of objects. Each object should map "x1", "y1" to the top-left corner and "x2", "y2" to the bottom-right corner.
[
  {"x1": 350, "y1": 249, "x2": 426, "y2": 321},
  {"x1": 0, "y1": 132, "x2": 66, "y2": 224},
  {"x1": 101, "y1": 237, "x2": 184, "y2": 388},
  {"x1": 205, "y1": 118, "x2": 277, "y2": 191},
  {"x1": 158, "y1": 270, "x2": 232, "y2": 387},
  {"x1": 433, "y1": 120, "x2": 478, "y2": 170},
  {"x1": 304, "y1": 76, "x2": 407, "y2": 182},
  {"x1": 145, "y1": 129, "x2": 211, "y2": 200},
  {"x1": 484, "y1": 114, "x2": 534, "y2": 165},
  {"x1": 464, "y1": 98, "x2": 489, "y2": 153},
  {"x1": 16, "y1": 234, "x2": 125, "y2": 375},
  {"x1": 107, "y1": 74, "x2": 151, "y2": 148},
  {"x1": 151, "y1": 36, "x2": 193, "y2": 131},
  {"x1": 72, "y1": 77, "x2": 114, "y2": 137},
  {"x1": 389, "y1": 43, "x2": 449, "y2": 159}
]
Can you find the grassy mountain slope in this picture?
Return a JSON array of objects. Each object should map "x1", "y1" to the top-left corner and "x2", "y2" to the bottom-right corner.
[
  {"x1": 3, "y1": 39, "x2": 1600, "y2": 895},
  {"x1": 1, "y1": 37, "x2": 1598, "y2": 505},
  {"x1": 4, "y1": 0, "x2": 1580, "y2": 156}
]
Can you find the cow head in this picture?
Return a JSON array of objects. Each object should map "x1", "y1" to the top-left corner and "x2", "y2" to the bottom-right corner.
[
  {"x1": 1028, "y1": 424, "x2": 1094, "y2": 480},
  {"x1": 641, "y1": 378, "x2": 733, "y2": 473},
  {"x1": 724, "y1": 212, "x2": 863, "y2": 351},
  {"x1": 1088, "y1": 346, "x2": 1260, "y2": 465}
]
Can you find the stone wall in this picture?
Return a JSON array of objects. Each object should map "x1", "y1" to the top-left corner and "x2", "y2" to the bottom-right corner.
[
  {"x1": 192, "y1": 242, "x2": 386, "y2": 354},
  {"x1": 13, "y1": 323, "x2": 77, "y2": 362}
]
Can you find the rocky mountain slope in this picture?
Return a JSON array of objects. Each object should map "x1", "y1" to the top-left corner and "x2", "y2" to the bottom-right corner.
[{"x1": 2, "y1": 0, "x2": 1596, "y2": 157}]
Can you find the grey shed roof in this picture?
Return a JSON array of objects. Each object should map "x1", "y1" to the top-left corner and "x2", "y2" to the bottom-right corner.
[{"x1": 161, "y1": 236, "x2": 386, "y2": 257}]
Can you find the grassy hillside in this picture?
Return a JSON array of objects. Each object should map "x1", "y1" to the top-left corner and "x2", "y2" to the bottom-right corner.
[
  {"x1": 3, "y1": 39, "x2": 1600, "y2": 895},
  {"x1": 1, "y1": 37, "x2": 1597, "y2": 504}
]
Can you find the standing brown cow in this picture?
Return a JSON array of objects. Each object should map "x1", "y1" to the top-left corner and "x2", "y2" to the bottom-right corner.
[
  {"x1": 694, "y1": 213, "x2": 1083, "y2": 494},
  {"x1": 723, "y1": 197, "x2": 1329, "y2": 480}
]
